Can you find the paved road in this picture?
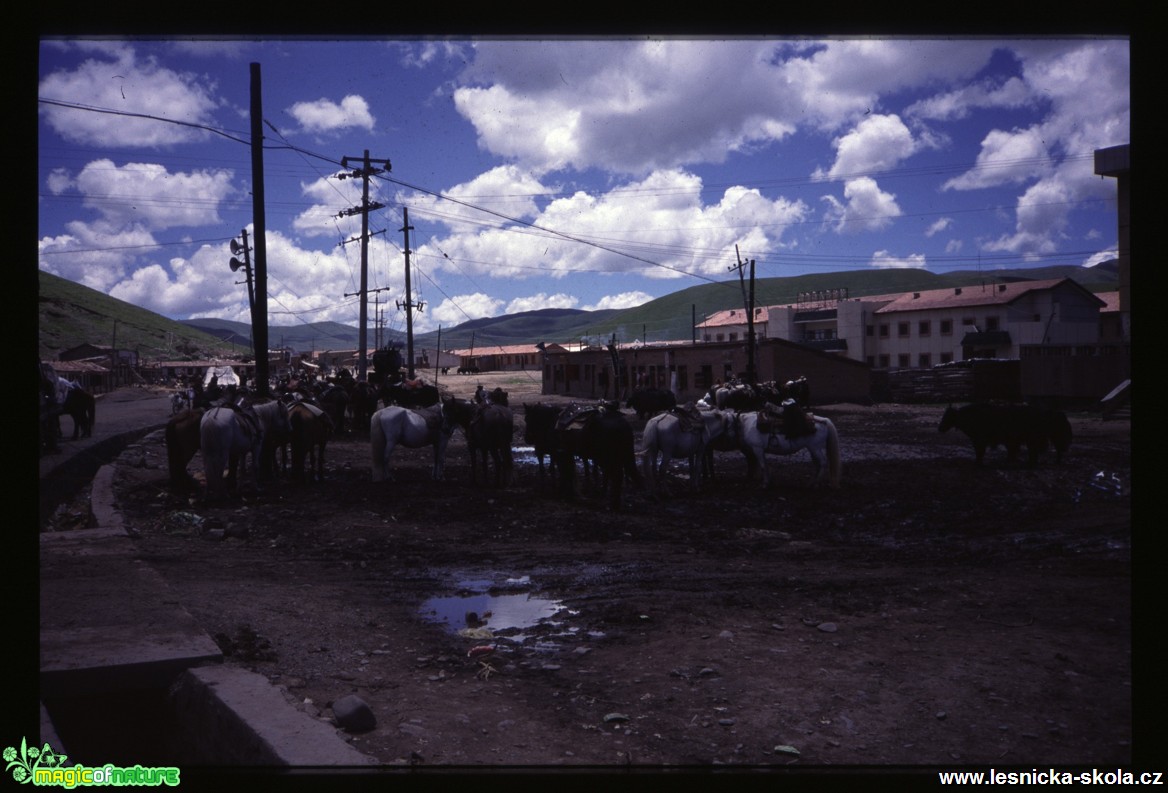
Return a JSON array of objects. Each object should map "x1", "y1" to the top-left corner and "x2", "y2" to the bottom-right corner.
[{"x1": 40, "y1": 386, "x2": 175, "y2": 527}]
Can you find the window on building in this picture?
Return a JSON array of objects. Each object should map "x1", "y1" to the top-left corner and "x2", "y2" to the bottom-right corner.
[
  {"x1": 879, "y1": 324, "x2": 889, "y2": 338},
  {"x1": 940, "y1": 352, "x2": 953, "y2": 364},
  {"x1": 728, "y1": 333, "x2": 738, "y2": 342},
  {"x1": 985, "y1": 316, "x2": 1000, "y2": 331},
  {"x1": 897, "y1": 354, "x2": 910, "y2": 369},
  {"x1": 918, "y1": 320, "x2": 930, "y2": 337},
  {"x1": 940, "y1": 319, "x2": 953, "y2": 336},
  {"x1": 898, "y1": 322, "x2": 910, "y2": 338},
  {"x1": 878, "y1": 354, "x2": 890, "y2": 368},
  {"x1": 918, "y1": 353, "x2": 931, "y2": 368}
]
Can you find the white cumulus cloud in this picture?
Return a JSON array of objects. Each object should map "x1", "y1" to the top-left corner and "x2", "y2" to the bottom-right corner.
[{"x1": 287, "y1": 95, "x2": 375, "y2": 135}]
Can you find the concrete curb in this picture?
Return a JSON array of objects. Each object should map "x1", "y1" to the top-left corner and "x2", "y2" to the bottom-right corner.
[
  {"x1": 169, "y1": 666, "x2": 375, "y2": 766},
  {"x1": 40, "y1": 455, "x2": 378, "y2": 767}
]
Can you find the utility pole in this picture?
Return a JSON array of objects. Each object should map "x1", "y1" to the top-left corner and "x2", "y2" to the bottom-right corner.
[
  {"x1": 337, "y1": 150, "x2": 390, "y2": 380},
  {"x1": 249, "y1": 63, "x2": 270, "y2": 396},
  {"x1": 111, "y1": 320, "x2": 119, "y2": 389},
  {"x1": 345, "y1": 285, "x2": 392, "y2": 350},
  {"x1": 397, "y1": 207, "x2": 424, "y2": 379},
  {"x1": 229, "y1": 229, "x2": 255, "y2": 314},
  {"x1": 730, "y1": 246, "x2": 757, "y2": 386}
]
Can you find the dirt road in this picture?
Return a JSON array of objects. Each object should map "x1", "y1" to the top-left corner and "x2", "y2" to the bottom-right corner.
[{"x1": 47, "y1": 373, "x2": 1137, "y2": 772}]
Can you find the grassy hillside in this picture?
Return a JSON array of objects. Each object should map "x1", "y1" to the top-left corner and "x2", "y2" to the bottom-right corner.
[
  {"x1": 179, "y1": 316, "x2": 396, "y2": 354},
  {"x1": 38, "y1": 271, "x2": 237, "y2": 362},
  {"x1": 39, "y1": 262, "x2": 1119, "y2": 361}
]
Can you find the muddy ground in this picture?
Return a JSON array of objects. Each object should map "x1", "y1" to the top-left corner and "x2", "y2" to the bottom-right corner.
[{"x1": 61, "y1": 373, "x2": 1136, "y2": 773}]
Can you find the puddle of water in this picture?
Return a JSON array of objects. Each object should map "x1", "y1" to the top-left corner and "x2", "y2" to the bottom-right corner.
[
  {"x1": 512, "y1": 446, "x2": 543, "y2": 467},
  {"x1": 419, "y1": 591, "x2": 570, "y2": 636}
]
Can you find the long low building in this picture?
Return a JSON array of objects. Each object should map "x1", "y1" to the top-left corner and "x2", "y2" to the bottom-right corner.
[{"x1": 538, "y1": 337, "x2": 873, "y2": 405}]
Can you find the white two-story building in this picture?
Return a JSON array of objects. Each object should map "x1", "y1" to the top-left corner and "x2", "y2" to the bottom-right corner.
[{"x1": 699, "y1": 277, "x2": 1112, "y2": 371}]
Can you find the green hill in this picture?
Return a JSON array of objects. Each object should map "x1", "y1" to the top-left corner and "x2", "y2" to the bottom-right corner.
[
  {"x1": 430, "y1": 261, "x2": 1119, "y2": 351},
  {"x1": 178, "y1": 316, "x2": 397, "y2": 355},
  {"x1": 38, "y1": 271, "x2": 237, "y2": 362}
]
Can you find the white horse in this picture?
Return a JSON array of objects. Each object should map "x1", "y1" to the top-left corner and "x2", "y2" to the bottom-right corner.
[
  {"x1": 737, "y1": 411, "x2": 842, "y2": 489},
  {"x1": 200, "y1": 400, "x2": 289, "y2": 500},
  {"x1": 639, "y1": 408, "x2": 736, "y2": 493},
  {"x1": 370, "y1": 404, "x2": 454, "y2": 482}
]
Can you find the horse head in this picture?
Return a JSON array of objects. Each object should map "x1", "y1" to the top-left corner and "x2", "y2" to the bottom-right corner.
[{"x1": 938, "y1": 405, "x2": 957, "y2": 433}]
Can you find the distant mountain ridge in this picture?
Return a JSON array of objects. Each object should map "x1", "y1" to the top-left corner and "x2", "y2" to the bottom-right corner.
[
  {"x1": 177, "y1": 261, "x2": 1114, "y2": 354},
  {"x1": 40, "y1": 262, "x2": 1118, "y2": 361}
]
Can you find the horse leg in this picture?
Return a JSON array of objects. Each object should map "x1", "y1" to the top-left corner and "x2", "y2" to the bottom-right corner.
[
  {"x1": 314, "y1": 441, "x2": 326, "y2": 482},
  {"x1": 384, "y1": 440, "x2": 399, "y2": 482},
  {"x1": 808, "y1": 448, "x2": 825, "y2": 486},
  {"x1": 752, "y1": 446, "x2": 770, "y2": 488},
  {"x1": 639, "y1": 448, "x2": 657, "y2": 496},
  {"x1": 607, "y1": 457, "x2": 624, "y2": 511},
  {"x1": 225, "y1": 452, "x2": 239, "y2": 492},
  {"x1": 688, "y1": 450, "x2": 702, "y2": 490}
]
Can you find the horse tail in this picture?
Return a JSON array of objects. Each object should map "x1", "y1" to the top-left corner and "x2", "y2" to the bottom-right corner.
[
  {"x1": 824, "y1": 418, "x2": 842, "y2": 488},
  {"x1": 369, "y1": 411, "x2": 386, "y2": 481}
]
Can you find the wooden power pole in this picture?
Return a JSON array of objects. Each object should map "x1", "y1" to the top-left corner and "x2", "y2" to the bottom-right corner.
[
  {"x1": 397, "y1": 207, "x2": 424, "y2": 379},
  {"x1": 337, "y1": 150, "x2": 390, "y2": 381},
  {"x1": 249, "y1": 63, "x2": 271, "y2": 396},
  {"x1": 730, "y1": 246, "x2": 757, "y2": 386}
]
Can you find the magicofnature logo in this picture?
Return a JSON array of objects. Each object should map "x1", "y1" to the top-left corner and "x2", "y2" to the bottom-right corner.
[{"x1": 4, "y1": 737, "x2": 180, "y2": 787}]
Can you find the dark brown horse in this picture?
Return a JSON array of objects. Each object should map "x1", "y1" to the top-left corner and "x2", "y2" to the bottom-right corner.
[
  {"x1": 552, "y1": 402, "x2": 642, "y2": 511},
  {"x1": 381, "y1": 380, "x2": 441, "y2": 409},
  {"x1": 315, "y1": 383, "x2": 349, "y2": 436},
  {"x1": 287, "y1": 401, "x2": 334, "y2": 482},
  {"x1": 523, "y1": 402, "x2": 564, "y2": 481},
  {"x1": 939, "y1": 402, "x2": 1071, "y2": 466},
  {"x1": 165, "y1": 407, "x2": 205, "y2": 492},
  {"x1": 346, "y1": 380, "x2": 379, "y2": 438},
  {"x1": 443, "y1": 397, "x2": 514, "y2": 487},
  {"x1": 60, "y1": 385, "x2": 96, "y2": 439}
]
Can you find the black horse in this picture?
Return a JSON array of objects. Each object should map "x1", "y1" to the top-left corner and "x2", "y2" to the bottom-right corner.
[
  {"x1": 165, "y1": 407, "x2": 204, "y2": 492},
  {"x1": 316, "y1": 383, "x2": 350, "y2": 436},
  {"x1": 381, "y1": 380, "x2": 441, "y2": 409},
  {"x1": 939, "y1": 402, "x2": 1071, "y2": 466},
  {"x1": 551, "y1": 402, "x2": 642, "y2": 511},
  {"x1": 60, "y1": 385, "x2": 96, "y2": 439},
  {"x1": 444, "y1": 397, "x2": 514, "y2": 487},
  {"x1": 346, "y1": 380, "x2": 379, "y2": 437},
  {"x1": 523, "y1": 402, "x2": 564, "y2": 481},
  {"x1": 626, "y1": 387, "x2": 676, "y2": 420}
]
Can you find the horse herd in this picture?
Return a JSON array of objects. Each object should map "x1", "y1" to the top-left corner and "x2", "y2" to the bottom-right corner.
[{"x1": 162, "y1": 376, "x2": 1073, "y2": 510}]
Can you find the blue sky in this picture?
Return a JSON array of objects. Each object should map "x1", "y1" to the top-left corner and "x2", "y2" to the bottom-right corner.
[{"x1": 37, "y1": 38, "x2": 1129, "y2": 337}]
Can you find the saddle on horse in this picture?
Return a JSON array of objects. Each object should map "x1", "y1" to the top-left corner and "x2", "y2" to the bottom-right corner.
[
  {"x1": 759, "y1": 399, "x2": 815, "y2": 438},
  {"x1": 669, "y1": 402, "x2": 704, "y2": 434},
  {"x1": 555, "y1": 401, "x2": 616, "y2": 433}
]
